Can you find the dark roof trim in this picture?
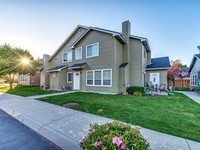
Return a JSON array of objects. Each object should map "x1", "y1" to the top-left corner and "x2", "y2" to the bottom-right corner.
[
  {"x1": 49, "y1": 25, "x2": 88, "y2": 62},
  {"x1": 119, "y1": 62, "x2": 128, "y2": 68},
  {"x1": 68, "y1": 63, "x2": 86, "y2": 69},
  {"x1": 71, "y1": 27, "x2": 127, "y2": 48},
  {"x1": 47, "y1": 65, "x2": 68, "y2": 72},
  {"x1": 146, "y1": 67, "x2": 170, "y2": 71}
]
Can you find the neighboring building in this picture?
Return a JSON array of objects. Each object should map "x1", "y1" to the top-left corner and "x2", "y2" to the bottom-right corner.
[
  {"x1": 18, "y1": 59, "x2": 43, "y2": 86},
  {"x1": 146, "y1": 57, "x2": 170, "y2": 87},
  {"x1": 41, "y1": 21, "x2": 170, "y2": 93},
  {"x1": 188, "y1": 54, "x2": 200, "y2": 90}
]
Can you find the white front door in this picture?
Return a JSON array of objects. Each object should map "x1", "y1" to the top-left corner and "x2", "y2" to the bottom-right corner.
[
  {"x1": 150, "y1": 72, "x2": 160, "y2": 86},
  {"x1": 73, "y1": 71, "x2": 80, "y2": 90}
]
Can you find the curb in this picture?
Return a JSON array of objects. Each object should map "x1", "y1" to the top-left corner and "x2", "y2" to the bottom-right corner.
[{"x1": 0, "y1": 104, "x2": 80, "y2": 150}]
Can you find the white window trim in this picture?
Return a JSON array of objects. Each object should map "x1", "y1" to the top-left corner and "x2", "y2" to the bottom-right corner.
[
  {"x1": 190, "y1": 73, "x2": 198, "y2": 86},
  {"x1": 75, "y1": 47, "x2": 82, "y2": 60},
  {"x1": 86, "y1": 42, "x2": 99, "y2": 58},
  {"x1": 21, "y1": 74, "x2": 28, "y2": 82},
  {"x1": 86, "y1": 69, "x2": 112, "y2": 87},
  {"x1": 62, "y1": 51, "x2": 72, "y2": 63},
  {"x1": 67, "y1": 72, "x2": 73, "y2": 83}
]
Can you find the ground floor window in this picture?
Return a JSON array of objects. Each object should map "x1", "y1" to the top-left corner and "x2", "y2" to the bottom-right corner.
[
  {"x1": 190, "y1": 74, "x2": 198, "y2": 86},
  {"x1": 20, "y1": 74, "x2": 27, "y2": 82},
  {"x1": 86, "y1": 69, "x2": 112, "y2": 86},
  {"x1": 67, "y1": 72, "x2": 72, "y2": 83}
]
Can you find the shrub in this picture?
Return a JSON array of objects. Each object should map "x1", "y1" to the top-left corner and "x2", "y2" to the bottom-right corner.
[
  {"x1": 133, "y1": 91, "x2": 142, "y2": 96},
  {"x1": 126, "y1": 86, "x2": 144, "y2": 95},
  {"x1": 123, "y1": 92, "x2": 129, "y2": 95},
  {"x1": 175, "y1": 87, "x2": 191, "y2": 91},
  {"x1": 80, "y1": 121, "x2": 150, "y2": 150}
]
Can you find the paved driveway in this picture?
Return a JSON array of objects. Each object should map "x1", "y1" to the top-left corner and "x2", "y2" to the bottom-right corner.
[{"x1": 0, "y1": 109, "x2": 61, "y2": 150}]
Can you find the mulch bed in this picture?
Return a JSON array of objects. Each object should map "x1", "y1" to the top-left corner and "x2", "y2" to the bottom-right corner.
[{"x1": 63, "y1": 102, "x2": 79, "y2": 108}]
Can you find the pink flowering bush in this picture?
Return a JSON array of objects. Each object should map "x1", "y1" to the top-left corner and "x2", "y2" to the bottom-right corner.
[{"x1": 80, "y1": 121, "x2": 150, "y2": 150}]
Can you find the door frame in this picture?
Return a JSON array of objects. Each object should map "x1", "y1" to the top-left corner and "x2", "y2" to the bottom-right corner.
[{"x1": 73, "y1": 71, "x2": 80, "y2": 90}]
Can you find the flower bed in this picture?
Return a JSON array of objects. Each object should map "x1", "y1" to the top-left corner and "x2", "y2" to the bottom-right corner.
[{"x1": 80, "y1": 121, "x2": 150, "y2": 150}]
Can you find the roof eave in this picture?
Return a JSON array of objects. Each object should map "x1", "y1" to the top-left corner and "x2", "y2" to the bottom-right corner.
[
  {"x1": 48, "y1": 25, "x2": 88, "y2": 61},
  {"x1": 146, "y1": 67, "x2": 170, "y2": 71}
]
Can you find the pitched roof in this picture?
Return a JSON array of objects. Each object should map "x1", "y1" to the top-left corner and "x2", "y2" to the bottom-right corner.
[
  {"x1": 71, "y1": 26, "x2": 151, "y2": 52},
  {"x1": 48, "y1": 25, "x2": 88, "y2": 61},
  {"x1": 188, "y1": 54, "x2": 200, "y2": 72},
  {"x1": 49, "y1": 24, "x2": 151, "y2": 61},
  {"x1": 146, "y1": 56, "x2": 171, "y2": 70},
  {"x1": 47, "y1": 65, "x2": 67, "y2": 72}
]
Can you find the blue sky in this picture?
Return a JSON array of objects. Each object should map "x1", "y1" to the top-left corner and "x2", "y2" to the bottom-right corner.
[{"x1": 0, "y1": 0, "x2": 200, "y2": 66}]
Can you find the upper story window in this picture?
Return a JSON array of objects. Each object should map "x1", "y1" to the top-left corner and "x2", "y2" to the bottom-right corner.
[
  {"x1": 86, "y1": 43, "x2": 99, "y2": 58},
  {"x1": 63, "y1": 51, "x2": 72, "y2": 63},
  {"x1": 75, "y1": 47, "x2": 82, "y2": 60}
]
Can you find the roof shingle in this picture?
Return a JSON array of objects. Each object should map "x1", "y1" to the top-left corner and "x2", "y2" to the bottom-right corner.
[{"x1": 146, "y1": 57, "x2": 170, "y2": 70}]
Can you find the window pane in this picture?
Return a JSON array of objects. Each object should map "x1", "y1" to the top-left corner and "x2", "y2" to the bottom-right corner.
[
  {"x1": 87, "y1": 44, "x2": 98, "y2": 57},
  {"x1": 68, "y1": 73, "x2": 72, "y2": 82},
  {"x1": 68, "y1": 51, "x2": 72, "y2": 61},
  {"x1": 87, "y1": 46, "x2": 92, "y2": 57},
  {"x1": 63, "y1": 53, "x2": 68, "y2": 62},
  {"x1": 87, "y1": 71, "x2": 93, "y2": 85},
  {"x1": 63, "y1": 51, "x2": 72, "y2": 62},
  {"x1": 95, "y1": 71, "x2": 101, "y2": 85},
  {"x1": 75, "y1": 48, "x2": 82, "y2": 60},
  {"x1": 92, "y1": 44, "x2": 98, "y2": 56},
  {"x1": 103, "y1": 70, "x2": 111, "y2": 85}
]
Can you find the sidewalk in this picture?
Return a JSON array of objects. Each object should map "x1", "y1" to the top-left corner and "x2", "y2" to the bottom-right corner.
[
  {"x1": 0, "y1": 92, "x2": 200, "y2": 150},
  {"x1": 178, "y1": 91, "x2": 200, "y2": 104}
]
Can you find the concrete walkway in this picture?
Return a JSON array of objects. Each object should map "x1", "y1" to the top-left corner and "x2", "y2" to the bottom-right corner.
[
  {"x1": 0, "y1": 92, "x2": 200, "y2": 150},
  {"x1": 27, "y1": 91, "x2": 75, "y2": 99},
  {"x1": 179, "y1": 91, "x2": 200, "y2": 104}
]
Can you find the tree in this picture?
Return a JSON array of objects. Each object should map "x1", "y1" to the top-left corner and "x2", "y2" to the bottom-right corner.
[
  {"x1": 0, "y1": 43, "x2": 37, "y2": 89},
  {"x1": 167, "y1": 59, "x2": 181, "y2": 89}
]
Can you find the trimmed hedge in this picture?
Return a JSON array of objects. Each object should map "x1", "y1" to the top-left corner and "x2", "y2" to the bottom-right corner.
[
  {"x1": 126, "y1": 86, "x2": 144, "y2": 94},
  {"x1": 175, "y1": 87, "x2": 191, "y2": 91}
]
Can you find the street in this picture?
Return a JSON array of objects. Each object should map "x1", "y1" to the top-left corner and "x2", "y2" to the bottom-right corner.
[{"x1": 0, "y1": 109, "x2": 62, "y2": 150}]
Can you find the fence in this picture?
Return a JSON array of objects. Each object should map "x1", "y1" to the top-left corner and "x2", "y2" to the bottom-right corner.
[{"x1": 169, "y1": 78, "x2": 190, "y2": 88}]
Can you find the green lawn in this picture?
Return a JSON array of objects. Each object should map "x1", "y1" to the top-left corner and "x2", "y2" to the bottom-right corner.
[
  {"x1": 0, "y1": 84, "x2": 55, "y2": 97},
  {"x1": 39, "y1": 92, "x2": 200, "y2": 142}
]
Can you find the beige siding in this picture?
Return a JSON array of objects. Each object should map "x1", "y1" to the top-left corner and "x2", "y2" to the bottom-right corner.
[
  {"x1": 49, "y1": 27, "x2": 87, "y2": 68},
  {"x1": 73, "y1": 30, "x2": 116, "y2": 93},
  {"x1": 49, "y1": 72, "x2": 60, "y2": 89},
  {"x1": 129, "y1": 39, "x2": 143, "y2": 86},
  {"x1": 146, "y1": 70, "x2": 168, "y2": 86},
  {"x1": 114, "y1": 39, "x2": 124, "y2": 93}
]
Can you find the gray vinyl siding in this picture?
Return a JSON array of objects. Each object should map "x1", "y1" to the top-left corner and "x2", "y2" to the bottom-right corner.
[
  {"x1": 49, "y1": 27, "x2": 87, "y2": 68},
  {"x1": 129, "y1": 39, "x2": 143, "y2": 86},
  {"x1": 114, "y1": 38, "x2": 123, "y2": 93},
  {"x1": 190, "y1": 60, "x2": 200, "y2": 89},
  {"x1": 73, "y1": 30, "x2": 116, "y2": 93},
  {"x1": 190, "y1": 60, "x2": 200, "y2": 74},
  {"x1": 146, "y1": 70, "x2": 168, "y2": 87},
  {"x1": 49, "y1": 72, "x2": 59, "y2": 89}
]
